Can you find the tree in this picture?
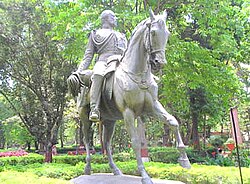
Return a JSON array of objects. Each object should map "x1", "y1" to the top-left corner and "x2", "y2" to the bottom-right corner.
[
  {"x1": 2, "y1": 116, "x2": 34, "y2": 149},
  {"x1": 156, "y1": 0, "x2": 247, "y2": 149},
  {"x1": 44, "y1": 0, "x2": 249, "y2": 149},
  {"x1": 0, "y1": 0, "x2": 74, "y2": 162},
  {"x1": 0, "y1": 95, "x2": 15, "y2": 148},
  {"x1": 1, "y1": 0, "x2": 244, "y2": 152}
]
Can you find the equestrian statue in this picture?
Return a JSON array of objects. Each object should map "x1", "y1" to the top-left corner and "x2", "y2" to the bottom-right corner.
[{"x1": 67, "y1": 9, "x2": 191, "y2": 184}]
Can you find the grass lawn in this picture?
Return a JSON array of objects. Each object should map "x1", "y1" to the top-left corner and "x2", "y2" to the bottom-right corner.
[
  {"x1": 1, "y1": 161, "x2": 250, "y2": 184},
  {"x1": 0, "y1": 171, "x2": 69, "y2": 184}
]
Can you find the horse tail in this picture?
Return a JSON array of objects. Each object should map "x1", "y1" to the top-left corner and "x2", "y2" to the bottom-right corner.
[{"x1": 67, "y1": 73, "x2": 80, "y2": 98}]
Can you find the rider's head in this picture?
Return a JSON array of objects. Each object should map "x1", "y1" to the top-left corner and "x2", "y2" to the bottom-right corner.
[{"x1": 101, "y1": 10, "x2": 117, "y2": 29}]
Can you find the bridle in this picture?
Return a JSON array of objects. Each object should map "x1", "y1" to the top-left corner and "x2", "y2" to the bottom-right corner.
[{"x1": 145, "y1": 21, "x2": 166, "y2": 72}]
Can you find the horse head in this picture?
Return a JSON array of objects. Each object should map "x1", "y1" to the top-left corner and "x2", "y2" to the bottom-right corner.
[{"x1": 145, "y1": 9, "x2": 170, "y2": 74}]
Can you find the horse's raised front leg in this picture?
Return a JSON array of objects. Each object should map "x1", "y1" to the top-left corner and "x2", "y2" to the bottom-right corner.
[
  {"x1": 123, "y1": 108, "x2": 153, "y2": 184},
  {"x1": 152, "y1": 101, "x2": 191, "y2": 169},
  {"x1": 102, "y1": 120, "x2": 122, "y2": 175},
  {"x1": 79, "y1": 106, "x2": 93, "y2": 175}
]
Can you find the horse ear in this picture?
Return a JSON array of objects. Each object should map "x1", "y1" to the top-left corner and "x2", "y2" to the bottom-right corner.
[
  {"x1": 149, "y1": 8, "x2": 155, "y2": 21},
  {"x1": 163, "y1": 10, "x2": 168, "y2": 20}
]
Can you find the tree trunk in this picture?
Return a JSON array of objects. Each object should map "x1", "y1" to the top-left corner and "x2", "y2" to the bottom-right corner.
[
  {"x1": 203, "y1": 120, "x2": 206, "y2": 149},
  {"x1": 39, "y1": 142, "x2": 45, "y2": 153},
  {"x1": 34, "y1": 140, "x2": 39, "y2": 151},
  {"x1": 163, "y1": 124, "x2": 171, "y2": 146},
  {"x1": 189, "y1": 89, "x2": 202, "y2": 150},
  {"x1": 27, "y1": 141, "x2": 31, "y2": 151},
  {"x1": 191, "y1": 111, "x2": 200, "y2": 150},
  {"x1": 60, "y1": 133, "x2": 64, "y2": 148},
  {"x1": 184, "y1": 121, "x2": 191, "y2": 145},
  {"x1": 59, "y1": 123, "x2": 64, "y2": 148},
  {"x1": 44, "y1": 142, "x2": 53, "y2": 163},
  {"x1": 0, "y1": 122, "x2": 5, "y2": 149}
]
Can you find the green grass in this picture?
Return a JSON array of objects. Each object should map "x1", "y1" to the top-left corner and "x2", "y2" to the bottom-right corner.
[
  {"x1": 1, "y1": 158, "x2": 250, "y2": 184},
  {"x1": 0, "y1": 171, "x2": 69, "y2": 184}
]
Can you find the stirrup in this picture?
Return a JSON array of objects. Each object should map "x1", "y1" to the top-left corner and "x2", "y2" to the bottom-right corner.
[{"x1": 89, "y1": 109, "x2": 100, "y2": 122}]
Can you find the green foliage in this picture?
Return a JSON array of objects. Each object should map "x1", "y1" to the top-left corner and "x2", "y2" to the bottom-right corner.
[
  {"x1": 208, "y1": 135, "x2": 228, "y2": 147},
  {"x1": 206, "y1": 156, "x2": 235, "y2": 167},
  {"x1": 149, "y1": 147, "x2": 207, "y2": 164},
  {"x1": 34, "y1": 163, "x2": 82, "y2": 180},
  {"x1": 52, "y1": 155, "x2": 87, "y2": 165},
  {"x1": 112, "y1": 120, "x2": 130, "y2": 153},
  {"x1": 0, "y1": 171, "x2": 69, "y2": 184},
  {"x1": 145, "y1": 163, "x2": 250, "y2": 184},
  {"x1": 231, "y1": 148, "x2": 250, "y2": 167},
  {"x1": 2, "y1": 116, "x2": 34, "y2": 148},
  {"x1": 1, "y1": 161, "x2": 250, "y2": 184},
  {"x1": 186, "y1": 148, "x2": 207, "y2": 163},
  {"x1": 1, "y1": 0, "x2": 250, "y2": 155},
  {"x1": 0, "y1": 153, "x2": 44, "y2": 167},
  {"x1": 0, "y1": 0, "x2": 74, "y2": 157},
  {"x1": 149, "y1": 147, "x2": 179, "y2": 163},
  {"x1": 0, "y1": 95, "x2": 14, "y2": 121}
]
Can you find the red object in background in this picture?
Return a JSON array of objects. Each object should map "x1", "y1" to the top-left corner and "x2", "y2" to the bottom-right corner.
[
  {"x1": 0, "y1": 150, "x2": 28, "y2": 157},
  {"x1": 226, "y1": 143, "x2": 235, "y2": 151},
  {"x1": 230, "y1": 108, "x2": 243, "y2": 144},
  {"x1": 141, "y1": 148, "x2": 148, "y2": 157},
  {"x1": 211, "y1": 151, "x2": 216, "y2": 157}
]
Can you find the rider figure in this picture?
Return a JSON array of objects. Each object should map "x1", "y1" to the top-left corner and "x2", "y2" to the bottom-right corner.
[{"x1": 77, "y1": 10, "x2": 127, "y2": 122}]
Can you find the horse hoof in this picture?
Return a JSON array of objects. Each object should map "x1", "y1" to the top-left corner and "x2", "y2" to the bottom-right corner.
[
  {"x1": 178, "y1": 157, "x2": 191, "y2": 169},
  {"x1": 114, "y1": 169, "x2": 123, "y2": 175},
  {"x1": 177, "y1": 145, "x2": 187, "y2": 149},
  {"x1": 84, "y1": 168, "x2": 91, "y2": 175},
  {"x1": 168, "y1": 119, "x2": 178, "y2": 127},
  {"x1": 141, "y1": 177, "x2": 153, "y2": 184}
]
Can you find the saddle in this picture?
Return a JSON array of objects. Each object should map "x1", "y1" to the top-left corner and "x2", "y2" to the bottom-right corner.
[
  {"x1": 75, "y1": 55, "x2": 121, "y2": 107},
  {"x1": 102, "y1": 55, "x2": 122, "y2": 99}
]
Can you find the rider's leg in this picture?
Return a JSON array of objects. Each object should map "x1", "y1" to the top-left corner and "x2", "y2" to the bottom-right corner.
[{"x1": 89, "y1": 74, "x2": 103, "y2": 121}]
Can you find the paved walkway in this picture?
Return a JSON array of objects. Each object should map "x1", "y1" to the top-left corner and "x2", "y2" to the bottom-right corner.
[{"x1": 70, "y1": 173, "x2": 185, "y2": 184}]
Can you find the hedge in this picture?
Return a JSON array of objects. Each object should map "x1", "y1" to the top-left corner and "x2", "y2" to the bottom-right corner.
[
  {"x1": 1, "y1": 152, "x2": 250, "y2": 184},
  {"x1": 0, "y1": 152, "x2": 133, "y2": 167},
  {"x1": 0, "y1": 153, "x2": 44, "y2": 167}
]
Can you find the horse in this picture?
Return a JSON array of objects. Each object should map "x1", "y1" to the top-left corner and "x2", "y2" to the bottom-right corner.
[{"x1": 67, "y1": 9, "x2": 191, "y2": 184}]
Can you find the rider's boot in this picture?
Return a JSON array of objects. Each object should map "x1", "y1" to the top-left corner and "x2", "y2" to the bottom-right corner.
[{"x1": 89, "y1": 74, "x2": 103, "y2": 122}]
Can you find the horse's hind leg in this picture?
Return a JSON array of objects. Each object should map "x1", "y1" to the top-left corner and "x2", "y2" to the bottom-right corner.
[
  {"x1": 103, "y1": 120, "x2": 122, "y2": 175},
  {"x1": 123, "y1": 108, "x2": 153, "y2": 184},
  {"x1": 79, "y1": 106, "x2": 93, "y2": 175},
  {"x1": 152, "y1": 101, "x2": 191, "y2": 169}
]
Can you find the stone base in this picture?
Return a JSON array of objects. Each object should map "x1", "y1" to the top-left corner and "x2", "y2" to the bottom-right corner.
[{"x1": 70, "y1": 173, "x2": 185, "y2": 184}]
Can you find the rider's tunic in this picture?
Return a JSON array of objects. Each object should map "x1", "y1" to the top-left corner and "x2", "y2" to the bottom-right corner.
[{"x1": 78, "y1": 29, "x2": 127, "y2": 76}]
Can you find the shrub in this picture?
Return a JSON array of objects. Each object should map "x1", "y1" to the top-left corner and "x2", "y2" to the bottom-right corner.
[
  {"x1": 0, "y1": 171, "x2": 69, "y2": 184},
  {"x1": 52, "y1": 155, "x2": 86, "y2": 165},
  {"x1": 113, "y1": 152, "x2": 134, "y2": 162},
  {"x1": 148, "y1": 147, "x2": 179, "y2": 163},
  {"x1": 1, "y1": 160, "x2": 250, "y2": 184},
  {"x1": 205, "y1": 155, "x2": 235, "y2": 166},
  {"x1": 0, "y1": 153, "x2": 44, "y2": 166},
  {"x1": 208, "y1": 135, "x2": 228, "y2": 147},
  {"x1": 186, "y1": 148, "x2": 206, "y2": 163},
  {"x1": 0, "y1": 150, "x2": 28, "y2": 157},
  {"x1": 144, "y1": 163, "x2": 250, "y2": 184},
  {"x1": 148, "y1": 147, "x2": 206, "y2": 164}
]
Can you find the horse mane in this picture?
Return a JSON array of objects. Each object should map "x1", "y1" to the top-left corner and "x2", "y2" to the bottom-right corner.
[
  {"x1": 67, "y1": 74, "x2": 80, "y2": 98},
  {"x1": 120, "y1": 18, "x2": 149, "y2": 62},
  {"x1": 129, "y1": 18, "x2": 149, "y2": 45}
]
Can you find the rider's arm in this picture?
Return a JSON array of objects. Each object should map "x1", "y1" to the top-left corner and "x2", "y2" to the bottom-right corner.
[
  {"x1": 77, "y1": 31, "x2": 95, "y2": 73},
  {"x1": 117, "y1": 32, "x2": 128, "y2": 53}
]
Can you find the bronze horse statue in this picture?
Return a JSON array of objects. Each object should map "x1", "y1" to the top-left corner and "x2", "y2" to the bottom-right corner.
[{"x1": 67, "y1": 10, "x2": 191, "y2": 184}]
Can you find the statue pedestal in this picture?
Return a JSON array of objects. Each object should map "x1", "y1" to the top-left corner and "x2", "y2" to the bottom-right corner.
[{"x1": 70, "y1": 173, "x2": 185, "y2": 184}]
